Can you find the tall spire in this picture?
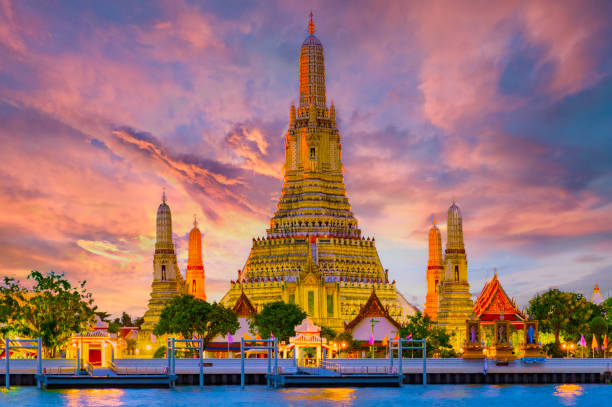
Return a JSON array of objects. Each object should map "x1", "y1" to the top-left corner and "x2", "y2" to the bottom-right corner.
[
  {"x1": 308, "y1": 12, "x2": 315, "y2": 35},
  {"x1": 155, "y1": 191, "x2": 173, "y2": 250},
  {"x1": 446, "y1": 201, "x2": 465, "y2": 253},
  {"x1": 162, "y1": 188, "x2": 166, "y2": 204},
  {"x1": 187, "y1": 216, "x2": 206, "y2": 300},
  {"x1": 299, "y1": 13, "x2": 326, "y2": 109}
]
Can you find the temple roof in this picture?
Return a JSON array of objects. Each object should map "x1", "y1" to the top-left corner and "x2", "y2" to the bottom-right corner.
[
  {"x1": 345, "y1": 289, "x2": 400, "y2": 331},
  {"x1": 592, "y1": 284, "x2": 604, "y2": 305},
  {"x1": 473, "y1": 270, "x2": 525, "y2": 322},
  {"x1": 233, "y1": 290, "x2": 256, "y2": 317}
]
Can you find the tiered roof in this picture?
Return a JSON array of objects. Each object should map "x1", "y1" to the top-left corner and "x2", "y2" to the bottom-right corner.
[{"x1": 473, "y1": 270, "x2": 525, "y2": 323}]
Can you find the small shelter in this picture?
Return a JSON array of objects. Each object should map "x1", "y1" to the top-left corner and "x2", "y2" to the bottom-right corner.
[
  {"x1": 210, "y1": 290, "x2": 257, "y2": 357},
  {"x1": 473, "y1": 270, "x2": 525, "y2": 328},
  {"x1": 286, "y1": 318, "x2": 328, "y2": 366},
  {"x1": 345, "y1": 289, "x2": 401, "y2": 344},
  {"x1": 66, "y1": 316, "x2": 117, "y2": 367}
]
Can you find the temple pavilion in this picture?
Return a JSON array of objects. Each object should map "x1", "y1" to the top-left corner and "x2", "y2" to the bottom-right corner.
[
  {"x1": 472, "y1": 269, "x2": 525, "y2": 328},
  {"x1": 220, "y1": 14, "x2": 417, "y2": 330}
]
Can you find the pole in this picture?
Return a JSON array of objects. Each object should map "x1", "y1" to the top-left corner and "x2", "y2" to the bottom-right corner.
[
  {"x1": 37, "y1": 338, "x2": 42, "y2": 389},
  {"x1": 240, "y1": 338, "x2": 245, "y2": 389},
  {"x1": 167, "y1": 338, "x2": 171, "y2": 376},
  {"x1": 267, "y1": 340, "x2": 271, "y2": 387},
  {"x1": 274, "y1": 337, "x2": 278, "y2": 389},
  {"x1": 5, "y1": 338, "x2": 9, "y2": 389},
  {"x1": 199, "y1": 338, "x2": 204, "y2": 388},
  {"x1": 389, "y1": 340, "x2": 393, "y2": 370},
  {"x1": 398, "y1": 339, "x2": 402, "y2": 376},
  {"x1": 171, "y1": 338, "x2": 175, "y2": 388},
  {"x1": 422, "y1": 340, "x2": 427, "y2": 385}
]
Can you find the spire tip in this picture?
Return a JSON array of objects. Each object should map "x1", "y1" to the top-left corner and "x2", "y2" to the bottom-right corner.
[{"x1": 308, "y1": 12, "x2": 315, "y2": 35}]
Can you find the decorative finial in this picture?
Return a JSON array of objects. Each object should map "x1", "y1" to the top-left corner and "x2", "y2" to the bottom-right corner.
[
  {"x1": 162, "y1": 188, "x2": 166, "y2": 204},
  {"x1": 493, "y1": 267, "x2": 497, "y2": 276},
  {"x1": 308, "y1": 12, "x2": 315, "y2": 35},
  {"x1": 432, "y1": 215, "x2": 436, "y2": 226},
  {"x1": 193, "y1": 214, "x2": 198, "y2": 228}
]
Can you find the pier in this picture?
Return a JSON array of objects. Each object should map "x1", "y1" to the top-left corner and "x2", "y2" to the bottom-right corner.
[{"x1": 2, "y1": 357, "x2": 611, "y2": 387}]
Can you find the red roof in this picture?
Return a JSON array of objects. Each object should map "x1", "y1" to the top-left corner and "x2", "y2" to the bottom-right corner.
[
  {"x1": 345, "y1": 289, "x2": 400, "y2": 331},
  {"x1": 233, "y1": 290, "x2": 256, "y2": 317},
  {"x1": 473, "y1": 271, "x2": 525, "y2": 323}
]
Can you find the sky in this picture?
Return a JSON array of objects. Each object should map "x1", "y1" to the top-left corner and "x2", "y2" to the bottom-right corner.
[{"x1": 0, "y1": 0, "x2": 611, "y2": 318}]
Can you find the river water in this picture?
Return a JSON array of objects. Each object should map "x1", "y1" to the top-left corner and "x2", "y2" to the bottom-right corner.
[{"x1": 0, "y1": 384, "x2": 606, "y2": 406}]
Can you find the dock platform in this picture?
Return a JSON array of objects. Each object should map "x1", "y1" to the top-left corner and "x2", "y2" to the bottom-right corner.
[
  {"x1": 270, "y1": 373, "x2": 404, "y2": 387},
  {"x1": 37, "y1": 373, "x2": 176, "y2": 389}
]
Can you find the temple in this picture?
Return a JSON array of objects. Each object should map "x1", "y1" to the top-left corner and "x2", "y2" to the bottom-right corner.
[
  {"x1": 221, "y1": 15, "x2": 417, "y2": 330},
  {"x1": 424, "y1": 219, "x2": 443, "y2": 319},
  {"x1": 186, "y1": 217, "x2": 206, "y2": 301},
  {"x1": 473, "y1": 269, "x2": 525, "y2": 326},
  {"x1": 436, "y1": 202, "x2": 473, "y2": 348},
  {"x1": 345, "y1": 290, "x2": 401, "y2": 342},
  {"x1": 591, "y1": 284, "x2": 603, "y2": 305},
  {"x1": 139, "y1": 193, "x2": 187, "y2": 344}
]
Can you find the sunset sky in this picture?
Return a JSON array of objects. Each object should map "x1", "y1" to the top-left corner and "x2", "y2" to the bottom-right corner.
[{"x1": 1, "y1": 0, "x2": 611, "y2": 317}]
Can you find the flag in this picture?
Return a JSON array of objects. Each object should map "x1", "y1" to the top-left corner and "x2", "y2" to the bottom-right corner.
[
  {"x1": 406, "y1": 333, "x2": 412, "y2": 341},
  {"x1": 243, "y1": 332, "x2": 252, "y2": 340},
  {"x1": 256, "y1": 334, "x2": 262, "y2": 340},
  {"x1": 151, "y1": 333, "x2": 156, "y2": 344},
  {"x1": 592, "y1": 334, "x2": 598, "y2": 349},
  {"x1": 271, "y1": 332, "x2": 274, "y2": 340},
  {"x1": 382, "y1": 335, "x2": 389, "y2": 347},
  {"x1": 393, "y1": 333, "x2": 400, "y2": 341},
  {"x1": 368, "y1": 333, "x2": 374, "y2": 346},
  {"x1": 193, "y1": 333, "x2": 197, "y2": 340},
  {"x1": 227, "y1": 332, "x2": 233, "y2": 344},
  {"x1": 579, "y1": 334, "x2": 586, "y2": 347},
  {"x1": 604, "y1": 334, "x2": 608, "y2": 349}
]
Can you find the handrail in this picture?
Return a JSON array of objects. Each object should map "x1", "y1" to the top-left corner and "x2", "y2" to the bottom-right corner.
[{"x1": 85, "y1": 363, "x2": 94, "y2": 376}]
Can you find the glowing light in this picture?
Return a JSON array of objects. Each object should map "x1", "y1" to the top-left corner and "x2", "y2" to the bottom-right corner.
[{"x1": 146, "y1": 345, "x2": 151, "y2": 350}]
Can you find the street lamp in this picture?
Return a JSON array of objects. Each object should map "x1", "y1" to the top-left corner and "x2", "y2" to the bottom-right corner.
[{"x1": 562, "y1": 343, "x2": 567, "y2": 358}]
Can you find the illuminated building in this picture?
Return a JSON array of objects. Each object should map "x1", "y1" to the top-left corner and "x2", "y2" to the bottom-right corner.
[
  {"x1": 436, "y1": 201, "x2": 473, "y2": 348},
  {"x1": 139, "y1": 192, "x2": 186, "y2": 343},
  {"x1": 221, "y1": 14, "x2": 417, "y2": 330},
  {"x1": 424, "y1": 219, "x2": 443, "y2": 319},
  {"x1": 186, "y1": 217, "x2": 206, "y2": 301}
]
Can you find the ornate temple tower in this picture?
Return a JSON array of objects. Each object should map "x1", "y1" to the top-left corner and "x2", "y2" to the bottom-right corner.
[
  {"x1": 424, "y1": 219, "x2": 443, "y2": 320},
  {"x1": 140, "y1": 192, "x2": 186, "y2": 338},
  {"x1": 221, "y1": 14, "x2": 417, "y2": 330},
  {"x1": 437, "y1": 202, "x2": 473, "y2": 348},
  {"x1": 186, "y1": 217, "x2": 206, "y2": 301}
]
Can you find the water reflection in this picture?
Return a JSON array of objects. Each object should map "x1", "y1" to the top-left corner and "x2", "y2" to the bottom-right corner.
[
  {"x1": 281, "y1": 388, "x2": 356, "y2": 405},
  {"x1": 57, "y1": 388, "x2": 125, "y2": 407},
  {"x1": 553, "y1": 384, "x2": 584, "y2": 406}
]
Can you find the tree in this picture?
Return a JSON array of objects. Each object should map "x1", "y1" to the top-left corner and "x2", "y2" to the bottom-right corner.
[
  {"x1": 399, "y1": 311, "x2": 456, "y2": 358},
  {"x1": 527, "y1": 289, "x2": 602, "y2": 357},
  {"x1": 590, "y1": 316, "x2": 607, "y2": 355},
  {"x1": 0, "y1": 271, "x2": 97, "y2": 357},
  {"x1": 320, "y1": 325, "x2": 337, "y2": 342},
  {"x1": 154, "y1": 295, "x2": 239, "y2": 348},
  {"x1": 249, "y1": 301, "x2": 307, "y2": 342},
  {"x1": 120, "y1": 312, "x2": 133, "y2": 327}
]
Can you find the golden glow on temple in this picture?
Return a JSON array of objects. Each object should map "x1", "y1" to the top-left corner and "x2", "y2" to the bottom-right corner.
[
  {"x1": 186, "y1": 217, "x2": 206, "y2": 301},
  {"x1": 424, "y1": 219, "x2": 443, "y2": 319},
  {"x1": 436, "y1": 202, "x2": 474, "y2": 348},
  {"x1": 221, "y1": 15, "x2": 417, "y2": 330}
]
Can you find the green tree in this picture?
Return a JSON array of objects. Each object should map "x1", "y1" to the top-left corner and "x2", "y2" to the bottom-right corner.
[
  {"x1": 0, "y1": 271, "x2": 97, "y2": 357},
  {"x1": 320, "y1": 325, "x2": 337, "y2": 342},
  {"x1": 590, "y1": 316, "x2": 607, "y2": 355},
  {"x1": 527, "y1": 289, "x2": 602, "y2": 357},
  {"x1": 399, "y1": 311, "x2": 456, "y2": 358},
  {"x1": 154, "y1": 295, "x2": 239, "y2": 348},
  {"x1": 120, "y1": 312, "x2": 133, "y2": 327},
  {"x1": 249, "y1": 301, "x2": 306, "y2": 342}
]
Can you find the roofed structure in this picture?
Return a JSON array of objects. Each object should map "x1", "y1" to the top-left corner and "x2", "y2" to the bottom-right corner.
[
  {"x1": 345, "y1": 289, "x2": 400, "y2": 332},
  {"x1": 473, "y1": 270, "x2": 525, "y2": 325}
]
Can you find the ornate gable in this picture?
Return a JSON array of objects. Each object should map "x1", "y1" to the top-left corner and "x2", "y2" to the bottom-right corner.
[
  {"x1": 233, "y1": 291, "x2": 256, "y2": 317},
  {"x1": 345, "y1": 289, "x2": 400, "y2": 331},
  {"x1": 473, "y1": 271, "x2": 524, "y2": 322}
]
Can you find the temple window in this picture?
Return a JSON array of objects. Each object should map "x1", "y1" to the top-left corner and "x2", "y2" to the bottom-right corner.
[
  {"x1": 308, "y1": 291, "x2": 315, "y2": 315},
  {"x1": 327, "y1": 294, "x2": 333, "y2": 317},
  {"x1": 192, "y1": 280, "x2": 196, "y2": 294},
  {"x1": 310, "y1": 147, "x2": 316, "y2": 160},
  {"x1": 454, "y1": 265, "x2": 459, "y2": 281},
  {"x1": 161, "y1": 264, "x2": 166, "y2": 281},
  {"x1": 435, "y1": 280, "x2": 439, "y2": 292}
]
